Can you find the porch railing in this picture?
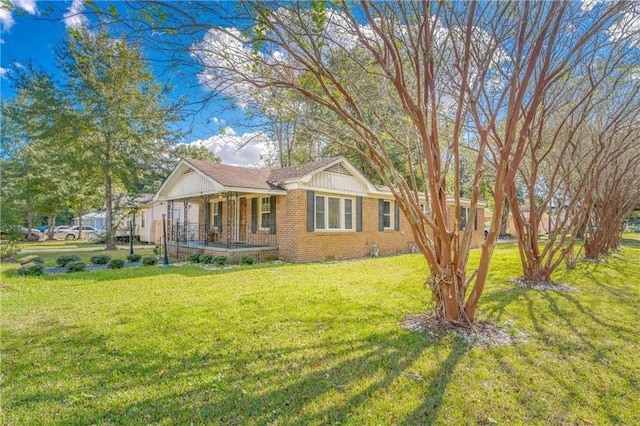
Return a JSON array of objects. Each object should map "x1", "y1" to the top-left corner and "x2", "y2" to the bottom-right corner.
[{"x1": 167, "y1": 222, "x2": 278, "y2": 248}]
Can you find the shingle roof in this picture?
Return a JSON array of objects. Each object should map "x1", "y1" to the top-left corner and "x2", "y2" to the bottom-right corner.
[
  {"x1": 183, "y1": 158, "x2": 282, "y2": 190},
  {"x1": 268, "y1": 157, "x2": 340, "y2": 183},
  {"x1": 183, "y1": 157, "x2": 343, "y2": 190}
]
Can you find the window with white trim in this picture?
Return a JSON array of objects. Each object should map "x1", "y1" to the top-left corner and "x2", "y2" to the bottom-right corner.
[
  {"x1": 260, "y1": 196, "x2": 271, "y2": 230},
  {"x1": 460, "y1": 207, "x2": 478, "y2": 230},
  {"x1": 314, "y1": 195, "x2": 354, "y2": 231},
  {"x1": 140, "y1": 210, "x2": 146, "y2": 228},
  {"x1": 382, "y1": 200, "x2": 392, "y2": 229}
]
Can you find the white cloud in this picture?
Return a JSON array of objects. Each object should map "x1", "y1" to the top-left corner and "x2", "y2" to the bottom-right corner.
[
  {"x1": 64, "y1": 0, "x2": 88, "y2": 30},
  {"x1": 0, "y1": 7, "x2": 16, "y2": 30},
  {"x1": 186, "y1": 129, "x2": 275, "y2": 167},
  {"x1": 13, "y1": 0, "x2": 36, "y2": 15},
  {"x1": 0, "y1": 67, "x2": 10, "y2": 79},
  {"x1": 1, "y1": 0, "x2": 38, "y2": 31}
]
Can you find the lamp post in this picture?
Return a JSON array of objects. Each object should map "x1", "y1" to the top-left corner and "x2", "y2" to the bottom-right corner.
[
  {"x1": 162, "y1": 213, "x2": 169, "y2": 267},
  {"x1": 129, "y1": 210, "x2": 136, "y2": 256}
]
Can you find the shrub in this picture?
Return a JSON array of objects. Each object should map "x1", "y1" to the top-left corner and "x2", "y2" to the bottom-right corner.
[
  {"x1": 189, "y1": 253, "x2": 202, "y2": 263},
  {"x1": 0, "y1": 239, "x2": 20, "y2": 259},
  {"x1": 200, "y1": 254, "x2": 214, "y2": 264},
  {"x1": 127, "y1": 253, "x2": 142, "y2": 262},
  {"x1": 19, "y1": 255, "x2": 44, "y2": 265},
  {"x1": 142, "y1": 256, "x2": 157, "y2": 266},
  {"x1": 214, "y1": 256, "x2": 228, "y2": 267},
  {"x1": 16, "y1": 262, "x2": 45, "y2": 276},
  {"x1": 153, "y1": 245, "x2": 161, "y2": 255},
  {"x1": 56, "y1": 255, "x2": 81, "y2": 267},
  {"x1": 90, "y1": 254, "x2": 111, "y2": 265},
  {"x1": 65, "y1": 261, "x2": 86, "y2": 273},
  {"x1": 107, "y1": 259, "x2": 125, "y2": 269},
  {"x1": 240, "y1": 255, "x2": 255, "y2": 265}
]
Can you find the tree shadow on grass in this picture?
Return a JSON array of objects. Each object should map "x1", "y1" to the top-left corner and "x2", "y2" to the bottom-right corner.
[
  {"x1": 3, "y1": 311, "x2": 470, "y2": 424},
  {"x1": 481, "y1": 278, "x2": 638, "y2": 423}
]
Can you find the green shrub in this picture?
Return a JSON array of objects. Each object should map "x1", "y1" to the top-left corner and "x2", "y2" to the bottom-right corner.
[
  {"x1": 65, "y1": 261, "x2": 86, "y2": 273},
  {"x1": 127, "y1": 253, "x2": 142, "y2": 262},
  {"x1": 19, "y1": 255, "x2": 44, "y2": 265},
  {"x1": 200, "y1": 254, "x2": 214, "y2": 264},
  {"x1": 90, "y1": 254, "x2": 111, "y2": 265},
  {"x1": 214, "y1": 256, "x2": 228, "y2": 267},
  {"x1": 153, "y1": 245, "x2": 161, "y2": 255},
  {"x1": 16, "y1": 262, "x2": 45, "y2": 276},
  {"x1": 107, "y1": 259, "x2": 125, "y2": 269},
  {"x1": 142, "y1": 256, "x2": 157, "y2": 266},
  {"x1": 189, "y1": 253, "x2": 202, "y2": 263},
  {"x1": 56, "y1": 255, "x2": 81, "y2": 267},
  {"x1": 240, "y1": 255, "x2": 255, "y2": 265},
  {"x1": 0, "y1": 239, "x2": 20, "y2": 259}
]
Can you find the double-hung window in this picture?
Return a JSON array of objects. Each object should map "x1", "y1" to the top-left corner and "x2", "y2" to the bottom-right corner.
[
  {"x1": 314, "y1": 194, "x2": 354, "y2": 231},
  {"x1": 382, "y1": 200, "x2": 391, "y2": 229},
  {"x1": 260, "y1": 197, "x2": 271, "y2": 230},
  {"x1": 460, "y1": 207, "x2": 478, "y2": 230}
]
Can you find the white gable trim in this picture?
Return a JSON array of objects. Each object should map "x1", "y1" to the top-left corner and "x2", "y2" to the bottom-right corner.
[
  {"x1": 153, "y1": 159, "x2": 224, "y2": 201},
  {"x1": 281, "y1": 157, "x2": 379, "y2": 193}
]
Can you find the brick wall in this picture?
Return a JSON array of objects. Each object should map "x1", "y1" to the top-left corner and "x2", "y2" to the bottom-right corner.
[
  {"x1": 278, "y1": 189, "x2": 414, "y2": 263},
  {"x1": 278, "y1": 189, "x2": 486, "y2": 263}
]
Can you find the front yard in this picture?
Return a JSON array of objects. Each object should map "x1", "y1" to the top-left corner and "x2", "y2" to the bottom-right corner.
[{"x1": 1, "y1": 242, "x2": 639, "y2": 424}]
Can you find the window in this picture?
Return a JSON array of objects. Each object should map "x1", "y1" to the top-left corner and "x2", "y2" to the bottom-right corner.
[
  {"x1": 460, "y1": 207, "x2": 478, "y2": 230},
  {"x1": 314, "y1": 194, "x2": 354, "y2": 231},
  {"x1": 344, "y1": 199, "x2": 353, "y2": 230},
  {"x1": 260, "y1": 196, "x2": 271, "y2": 229},
  {"x1": 382, "y1": 200, "x2": 391, "y2": 229},
  {"x1": 140, "y1": 211, "x2": 146, "y2": 228},
  {"x1": 212, "y1": 202, "x2": 221, "y2": 230}
]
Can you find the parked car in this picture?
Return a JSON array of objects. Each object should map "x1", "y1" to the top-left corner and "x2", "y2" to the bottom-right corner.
[
  {"x1": 54, "y1": 225, "x2": 98, "y2": 240},
  {"x1": 0, "y1": 226, "x2": 43, "y2": 241}
]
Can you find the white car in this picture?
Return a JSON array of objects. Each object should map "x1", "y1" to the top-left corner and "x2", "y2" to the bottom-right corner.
[{"x1": 54, "y1": 225, "x2": 99, "y2": 240}]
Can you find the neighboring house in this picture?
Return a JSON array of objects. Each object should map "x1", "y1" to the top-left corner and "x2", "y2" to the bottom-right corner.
[
  {"x1": 72, "y1": 211, "x2": 107, "y2": 229},
  {"x1": 150, "y1": 156, "x2": 487, "y2": 263}
]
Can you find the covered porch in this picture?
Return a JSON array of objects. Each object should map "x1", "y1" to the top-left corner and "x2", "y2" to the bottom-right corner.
[{"x1": 163, "y1": 191, "x2": 278, "y2": 248}]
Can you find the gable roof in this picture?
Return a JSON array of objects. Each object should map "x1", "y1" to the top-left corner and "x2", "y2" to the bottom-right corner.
[
  {"x1": 268, "y1": 157, "x2": 341, "y2": 183},
  {"x1": 183, "y1": 158, "x2": 282, "y2": 191}
]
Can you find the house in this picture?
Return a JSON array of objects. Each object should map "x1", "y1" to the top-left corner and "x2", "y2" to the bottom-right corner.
[{"x1": 147, "y1": 156, "x2": 486, "y2": 263}]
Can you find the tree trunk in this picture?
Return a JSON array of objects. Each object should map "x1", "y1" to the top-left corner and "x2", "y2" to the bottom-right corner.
[
  {"x1": 78, "y1": 199, "x2": 84, "y2": 240},
  {"x1": 105, "y1": 169, "x2": 116, "y2": 250},
  {"x1": 499, "y1": 199, "x2": 510, "y2": 238},
  {"x1": 47, "y1": 215, "x2": 56, "y2": 240}
]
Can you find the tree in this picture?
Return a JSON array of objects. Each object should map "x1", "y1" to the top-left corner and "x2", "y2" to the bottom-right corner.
[
  {"x1": 107, "y1": 1, "x2": 629, "y2": 324},
  {"x1": 172, "y1": 143, "x2": 221, "y2": 163},
  {"x1": 506, "y1": 42, "x2": 640, "y2": 282},
  {"x1": 60, "y1": 29, "x2": 178, "y2": 247}
]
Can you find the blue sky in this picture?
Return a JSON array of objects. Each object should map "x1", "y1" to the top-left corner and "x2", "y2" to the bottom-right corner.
[{"x1": 0, "y1": 0, "x2": 273, "y2": 166}]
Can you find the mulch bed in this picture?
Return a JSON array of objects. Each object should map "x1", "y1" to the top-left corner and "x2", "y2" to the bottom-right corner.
[
  {"x1": 509, "y1": 277, "x2": 579, "y2": 293},
  {"x1": 402, "y1": 313, "x2": 524, "y2": 348},
  {"x1": 46, "y1": 261, "x2": 143, "y2": 274}
]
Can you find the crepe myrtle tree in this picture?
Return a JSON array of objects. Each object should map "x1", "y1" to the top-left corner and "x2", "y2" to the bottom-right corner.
[
  {"x1": 105, "y1": 1, "x2": 628, "y2": 324},
  {"x1": 506, "y1": 42, "x2": 640, "y2": 283}
]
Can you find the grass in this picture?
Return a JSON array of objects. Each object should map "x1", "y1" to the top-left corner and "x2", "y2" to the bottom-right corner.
[
  {"x1": 1, "y1": 240, "x2": 639, "y2": 425},
  {"x1": 6, "y1": 247, "x2": 157, "y2": 267}
]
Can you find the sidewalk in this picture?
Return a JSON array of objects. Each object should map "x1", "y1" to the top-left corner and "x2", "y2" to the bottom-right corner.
[{"x1": 20, "y1": 245, "x2": 149, "y2": 254}]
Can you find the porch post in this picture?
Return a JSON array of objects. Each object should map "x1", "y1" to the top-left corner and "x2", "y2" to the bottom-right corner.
[
  {"x1": 167, "y1": 200, "x2": 173, "y2": 241},
  {"x1": 226, "y1": 192, "x2": 233, "y2": 248},
  {"x1": 183, "y1": 199, "x2": 189, "y2": 242},
  {"x1": 203, "y1": 195, "x2": 211, "y2": 238}
]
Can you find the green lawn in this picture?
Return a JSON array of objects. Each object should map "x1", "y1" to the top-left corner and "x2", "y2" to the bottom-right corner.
[{"x1": 2, "y1": 241, "x2": 639, "y2": 425}]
